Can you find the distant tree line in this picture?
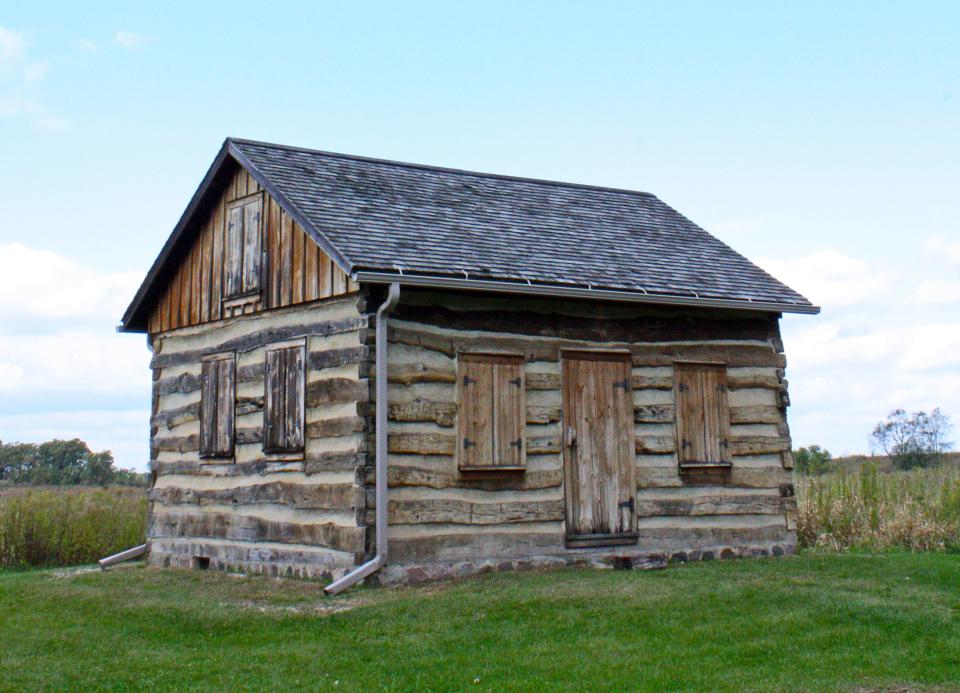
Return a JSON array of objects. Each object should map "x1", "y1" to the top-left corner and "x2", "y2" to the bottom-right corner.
[
  {"x1": 794, "y1": 445, "x2": 833, "y2": 476},
  {"x1": 871, "y1": 407, "x2": 953, "y2": 471},
  {"x1": 796, "y1": 407, "x2": 953, "y2": 475},
  {"x1": 0, "y1": 439, "x2": 147, "y2": 487}
]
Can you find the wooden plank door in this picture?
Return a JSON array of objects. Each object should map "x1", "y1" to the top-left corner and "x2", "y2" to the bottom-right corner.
[{"x1": 562, "y1": 352, "x2": 637, "y2": 546}]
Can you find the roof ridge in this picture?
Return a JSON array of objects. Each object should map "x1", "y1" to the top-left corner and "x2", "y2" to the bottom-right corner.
[{"x1": 227, "y1": 137, "x2": 658, "y2": 200}]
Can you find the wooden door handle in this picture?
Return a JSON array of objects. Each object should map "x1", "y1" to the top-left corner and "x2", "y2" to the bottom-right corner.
[{"x1": 565, "y1": 426, "x2": 577, "y2": 447}]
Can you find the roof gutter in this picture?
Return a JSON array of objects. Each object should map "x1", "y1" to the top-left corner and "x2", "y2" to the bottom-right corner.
[
  {"x1": 324, "y1": 282, "x2": 401, "y2": 596},
  {"x1": 351, "y1": 271, "x2": 820, "y2": 315}
]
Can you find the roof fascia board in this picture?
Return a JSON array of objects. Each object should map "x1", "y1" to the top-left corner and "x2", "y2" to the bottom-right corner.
[
  {"x1": 120, "y1": 141, "x2": 235, "y2": 332},
  {"x1": 226, "y1": 141, "x2": 354, "y2": 276},
  {"x1": 352, "y1": 271, "x2": 821, "y2": 315}
]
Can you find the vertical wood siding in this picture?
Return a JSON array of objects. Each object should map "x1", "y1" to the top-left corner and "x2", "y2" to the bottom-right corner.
[{"x1": 148, "y1": 166, "x2": 358, "y2": 335}]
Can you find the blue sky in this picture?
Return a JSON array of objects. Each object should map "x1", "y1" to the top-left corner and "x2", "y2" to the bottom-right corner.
[{"x1": 1, "y1": 1, "x2": 957, "y2": 470}]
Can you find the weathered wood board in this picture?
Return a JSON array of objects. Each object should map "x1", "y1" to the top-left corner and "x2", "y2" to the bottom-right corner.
[{"x1": 147, "y1": 165, "x2": 357, "y2": 334}]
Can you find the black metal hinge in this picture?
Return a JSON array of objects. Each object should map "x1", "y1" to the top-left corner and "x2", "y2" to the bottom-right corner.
[
  {"x1": 463, "y1": 375, "x2": 476, "y2": 386},
  {"x1": 681, "y1": 438, "x2": 690, "y2": 449},
  {"x1": 678, "y1": 382, "x2": 689, "y2": 392},
  {"x1": 510, "y1": 438, "x2": 523, "y2": 449},
  {"x1": 509, "y1": 377, "x2": 522, "y2": 387},
  {"x1": 463, "y1": 438, "x2": 476, "y2": 449},
  {"x1": 614, "y1": 378, "x2": 629, "y2": 390},
  {"x1": 618, "y1": 498, "x2": 634, "y2": 512}
]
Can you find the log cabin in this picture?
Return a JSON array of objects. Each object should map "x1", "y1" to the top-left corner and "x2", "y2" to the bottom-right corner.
[{"x1": 121, "y1": 138, "x2": 818, "y2": 591}]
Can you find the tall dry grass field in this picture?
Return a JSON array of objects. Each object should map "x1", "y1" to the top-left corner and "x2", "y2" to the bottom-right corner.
[
  {"x1": 0, "y1": 486, "x2": 146, "y2": 569},
  {"x1": 3, "y1": 467, "x2": 958, "y2": 570},
  {"x1": 796, "y1": 464, "x2": 960, "y2": 551}
]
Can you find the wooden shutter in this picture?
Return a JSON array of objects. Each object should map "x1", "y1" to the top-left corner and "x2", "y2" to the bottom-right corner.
[
  {"x1": 200, "y1": 354, "x2": 235, "y2": 458},
  {"x1": 224, "y1": 194, "x2": 263, "y2": 299},
  {"x1": 242, "y1": 197, "x2": 262, "y2": 293},
  {"x1": 264, "y1": 344, "x2": 305, "y2": 454},
  {"x1": 674, "y1": 363, "x2": 730, "y2": 466},
  {"x1": 458, "y1": 354, "x2": 525, "y2": 470},
  {"x1": 224, "y1": 206, "x2": 244, "y2": 298},
  {"x1": 701, "y1": 366, "x2": 731, "y2": 463},
  {"x1": 459, "y1": 358, "x2": 493, "y2": 469},
  {"x1": 494, "y1": 359, "x2": 525, "y2": 468}
]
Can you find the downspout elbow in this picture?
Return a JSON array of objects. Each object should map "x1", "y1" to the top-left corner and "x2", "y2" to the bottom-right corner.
[{"x1": 325, "y1": 283, "x2": 400, "y2": 595}]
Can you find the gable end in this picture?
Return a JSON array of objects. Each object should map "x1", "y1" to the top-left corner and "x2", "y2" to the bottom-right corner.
[{"x1": 121, "y1": 141, "x2": 356, "y2": 334}]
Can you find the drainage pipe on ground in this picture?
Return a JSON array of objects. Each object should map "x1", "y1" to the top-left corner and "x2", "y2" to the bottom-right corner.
[
  {"x1": 325, "y1": 282, "x2": 400, "y2": 595},
  {"x1": 98, "y1": 543, "x2": 147, "y2": 570}
]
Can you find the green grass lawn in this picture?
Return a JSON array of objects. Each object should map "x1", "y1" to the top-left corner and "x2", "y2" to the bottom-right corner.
[{"x1": 1, "y1": 553, "x2": 958, "y2": 692}]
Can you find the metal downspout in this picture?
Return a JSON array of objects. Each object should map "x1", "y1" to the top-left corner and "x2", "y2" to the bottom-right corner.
[{"x1": 325, "y1": 283, "x2": 400, "y2": 595}]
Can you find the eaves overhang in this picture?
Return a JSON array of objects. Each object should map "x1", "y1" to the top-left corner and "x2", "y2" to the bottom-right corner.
[{"x1": 351, "y1": 270, "x2": 821, "y2": 315}]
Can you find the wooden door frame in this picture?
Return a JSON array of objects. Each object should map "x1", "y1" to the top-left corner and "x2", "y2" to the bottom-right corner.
[{"x1": 560, "y1": 350, "x2": 638, "y2": 548}]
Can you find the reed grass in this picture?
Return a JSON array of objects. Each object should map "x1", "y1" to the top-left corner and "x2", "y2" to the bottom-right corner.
[
  {"x1": 796, "y1": 463, "x2": 960, "y2": 552},
  {"x1": 3, "y1": 464, "x2": 958, "y2": 570},
  {"x1": 0, "y1": 486, "x2": 146, "y2": 569}
]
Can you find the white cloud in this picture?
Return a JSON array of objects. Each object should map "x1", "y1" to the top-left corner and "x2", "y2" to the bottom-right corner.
[
  {"x1": 0, "y1": 25, "x2": 64, "y2": 129},
  {"x1": 787, "y1": 319, "x2": 960, "y2": 372},
  {"x1": 926, "y1": 234, "x2": 960, "y2": 266},
  {"x1": 0, "y1": 330, "x2": 148, "y2": 396},
  {"x1": 0, "y1": 26, "x2": 48, "y2": 83},
  {"x1": 0, "y1": 26, "x2": 26, "y2": 73},
  {"x1": 897, "y1": 322, "x2": 960, "y2": 371},
  {"x1": 0, "y1": 242, "x2": 148, "y2": 416},
  {"x1": 754, "y1": 249, "x2": 897, "y2": 308},
  {"x1": 0, "y1": 94, "x2": 67, "y2": 130},
  {"x1": 114, "y1": 30, "x2": 147, "y2": 49},
  {"x1": 0, "y1": 242, "x2": 142, "y2": 320},
  {"x1": 908, "y1": 279, "x2": 960, "y2": 306},
  {"x1": 0, "y1": 243, "x2": 150, "y2": 469},
  {"x1": 0, "y1": 362, "x2": 24, "y2": 386},
  {"x1": 75, "y1": 38, "x2": 100, "y2": 54},
  {"x1": 782, "y1": 314, "x2": 960, "y2": 454},
  {"x1": 22, "y1": 58, "x2": 49, "y2": 83}
]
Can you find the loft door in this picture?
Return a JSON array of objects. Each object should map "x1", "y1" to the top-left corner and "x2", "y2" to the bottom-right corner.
[{"x1": 561, "y1": 351, "x2": 637, "y2": 547}]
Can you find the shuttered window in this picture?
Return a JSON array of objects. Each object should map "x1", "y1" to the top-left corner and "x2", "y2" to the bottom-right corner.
[
  {"x1": 674, "y1": 363, "x2": 731, "y2": 467},
  {"x1": 224, "y1": 193, "x2": 263, "y2": 299},
  {"x1": 263, "y1": 343, "x2": 305, "y2": 454},
  {"x1": 200, "y1": 354, "x2": 235, "y2": 458},
  {"x1": 457, "y1": 354, "x2": 525, "y2": 470}
]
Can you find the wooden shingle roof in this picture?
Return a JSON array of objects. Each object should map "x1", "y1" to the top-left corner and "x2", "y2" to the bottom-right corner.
[{"x1": 122, "y1": 138, "x2": 817, "y2": 331}]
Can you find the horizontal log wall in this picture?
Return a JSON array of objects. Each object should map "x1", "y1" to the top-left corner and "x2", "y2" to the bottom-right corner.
[
  {"x1": 147, "y1": 293, "x2": 371, "y2": 580},
  {"x1": 376, "y1": 289, "x2": 796, "y2": 565},
  {"x1": 147, "y1": 164, "x2": 357, "y2": 335}
]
